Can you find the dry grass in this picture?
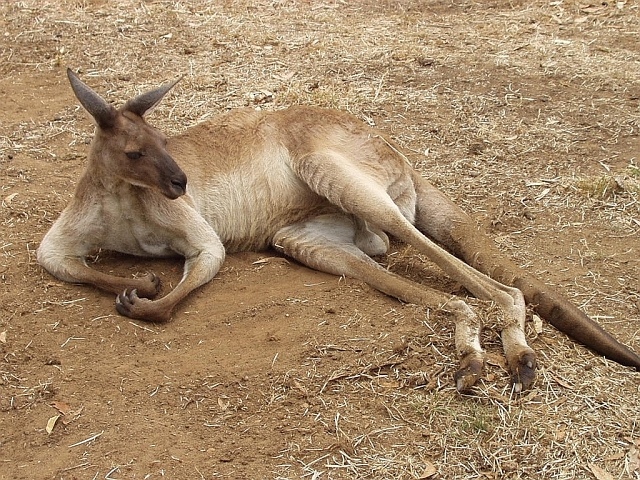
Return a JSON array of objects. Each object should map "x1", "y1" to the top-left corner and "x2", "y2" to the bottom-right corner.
[{"x1": 1, "y1": 1, "x2": 640, "y2": 479}]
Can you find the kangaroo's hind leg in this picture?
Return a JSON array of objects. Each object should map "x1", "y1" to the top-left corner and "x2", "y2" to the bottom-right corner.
[
  {"x1": 410, "y1": 172, "x2": 536, "y2": 391},
  {"x1": 292, "y1": 151, "x2": 535, "y2": 390},
  {"x1": 273, "y1": 213, "x2": 486, "y2": 391}
]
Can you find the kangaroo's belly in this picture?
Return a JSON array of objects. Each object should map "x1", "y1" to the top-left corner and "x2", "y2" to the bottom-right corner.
[{"x1": 186, "y1": 164, "x2": 333, "y2": 252}]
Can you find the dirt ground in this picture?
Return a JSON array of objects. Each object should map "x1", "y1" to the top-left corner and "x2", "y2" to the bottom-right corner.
[{"x1": 1, "y1": 1, "x2": 639, "y2": 479}]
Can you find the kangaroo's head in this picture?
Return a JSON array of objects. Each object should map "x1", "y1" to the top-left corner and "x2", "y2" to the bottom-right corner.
[{"x1": 67, "y1": 68, "x2": 187, "y2": 200}]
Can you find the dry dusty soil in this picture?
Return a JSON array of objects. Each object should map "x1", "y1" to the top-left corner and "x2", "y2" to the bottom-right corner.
[{"x1": 1, "y1": 1, "x2": 639, "y2": 479}]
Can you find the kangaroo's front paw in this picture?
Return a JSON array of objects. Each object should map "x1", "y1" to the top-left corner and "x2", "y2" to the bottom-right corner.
[
  {"x1": 115, "y1": 289, "x2": 171, "y2": 323},
  {"x1": 133, "y1": 273, "x2": 161, "y2": 298}
]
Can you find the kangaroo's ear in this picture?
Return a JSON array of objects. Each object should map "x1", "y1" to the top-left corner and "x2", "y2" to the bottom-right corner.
[
  {"x1": 123, "y1": 76, "x2": 182, "y2": 118},
  {"x1": 67, "y1": 68, "x2": 117, "y2": 129}
]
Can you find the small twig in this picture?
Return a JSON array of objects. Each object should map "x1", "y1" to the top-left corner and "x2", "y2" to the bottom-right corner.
[
  {"x1": 61, "y1": 336, "x2": 86, "y2": 348},
  {"x1": 91, "y1": 314, "x2": 116, "y2": 322},
  {"x1": 60, "y1": 462, "x2": 91, "y2": 472},
  {"x1": 68, "y1": 430, "x2": 104, "y2": 448},
  {"x1": 105, "y1": 465, "x2": 119, "y2": 480},
  {"x1": 128, "y1": 321, "x2": 157, "y2": 333}
]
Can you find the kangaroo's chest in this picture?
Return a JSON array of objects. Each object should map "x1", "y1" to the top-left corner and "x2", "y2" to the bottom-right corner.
[{"x1": 100, "y1": 195, "x2": 176, "y2": 258}]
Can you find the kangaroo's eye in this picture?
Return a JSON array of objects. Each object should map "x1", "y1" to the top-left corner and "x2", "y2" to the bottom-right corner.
[{"x1": 126, "y1": 151, "x2": 143, "y2": 160}]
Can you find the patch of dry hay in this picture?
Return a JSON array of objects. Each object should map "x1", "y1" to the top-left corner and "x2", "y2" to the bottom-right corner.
[{"x1": 1, "y1": 1, "x2": 639, "y2": 479}]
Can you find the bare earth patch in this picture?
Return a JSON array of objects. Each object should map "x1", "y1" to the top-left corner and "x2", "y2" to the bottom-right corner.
[{"x1": 1, "y1": 1, "x2": 639, "y2": 479}]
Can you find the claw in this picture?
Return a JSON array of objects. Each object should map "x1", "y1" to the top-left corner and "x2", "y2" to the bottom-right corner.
[
  {"x1": 510, "y1": 351, "x2": 537, "y2": 392},
  {"x1": 455, "y1": 352, "x2": 484, "y2": 392},
  {"x1": 115, "y1": 289, "x2": 133, "y2": 316},
  {"x1": 114, "y1": 288, "x2": 171, "y2": 323},
  {"x1": 136, "y1": 273, "x2": 161, "y2": 298}
]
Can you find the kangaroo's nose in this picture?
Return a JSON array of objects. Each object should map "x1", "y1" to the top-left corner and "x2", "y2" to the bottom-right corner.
[
  {"x1": 171, "y1": 172, "x2": 187, "y2": 194},
  {"x1": 166, "y1": 170, "x2": 187, "y2": 199}
]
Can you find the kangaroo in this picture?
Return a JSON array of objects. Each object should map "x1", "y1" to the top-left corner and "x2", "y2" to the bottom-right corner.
[{"x1": 37, "y1": 69, "x2": 640, "y2": 392}]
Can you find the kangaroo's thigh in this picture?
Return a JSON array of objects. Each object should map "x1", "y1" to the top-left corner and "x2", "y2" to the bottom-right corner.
[{"x1": 293, "y1": 151, "x2": 417, "y2": 224}]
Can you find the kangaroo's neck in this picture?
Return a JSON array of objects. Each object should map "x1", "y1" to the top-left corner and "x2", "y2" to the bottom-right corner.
[{"x1": 72, "y1": 155, "x2": 137, "y2": 207}]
